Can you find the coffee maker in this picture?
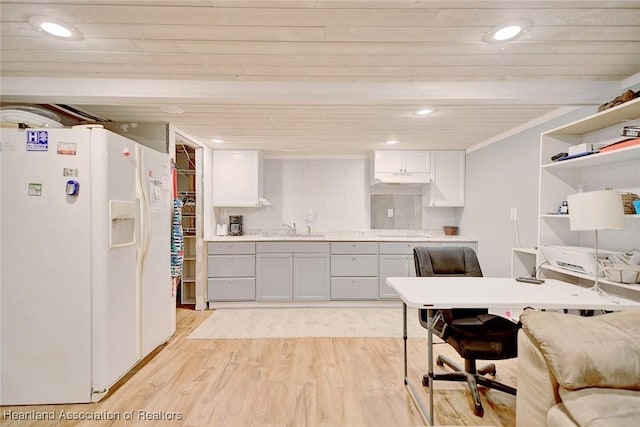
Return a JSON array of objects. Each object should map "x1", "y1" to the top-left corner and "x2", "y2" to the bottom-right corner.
[{"x1": 229, "y1": 215, "x2": 243, "y2": 236}]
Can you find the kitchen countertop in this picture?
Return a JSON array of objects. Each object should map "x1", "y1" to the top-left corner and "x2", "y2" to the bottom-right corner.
[{"x1": 204, "y1": 230, "x2": 475, "y2": 242}]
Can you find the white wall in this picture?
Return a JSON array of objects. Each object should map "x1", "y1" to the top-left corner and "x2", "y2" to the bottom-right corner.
[
  {"x1": 224, "y1": 158, "x2": 371, "y2": 231},
  {"x1": 460, "y1": 107, "x2": 594, "y2": 277}
]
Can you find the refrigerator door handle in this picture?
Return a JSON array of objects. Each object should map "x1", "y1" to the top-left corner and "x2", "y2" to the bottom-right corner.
[{"x1": 136, "y1": 145, "x2": 152, "y2": 262}]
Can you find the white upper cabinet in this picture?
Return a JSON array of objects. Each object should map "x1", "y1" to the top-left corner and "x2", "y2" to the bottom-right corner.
[
  {"x1": 371, "y1": 150, "x2": 430, "y2": 184},
  {"x1": 212, "y1": 150, "x2": 262, "y2": 207},
  {"x1": 425, "y1": 151, "x2": 466, "y2": 207}
]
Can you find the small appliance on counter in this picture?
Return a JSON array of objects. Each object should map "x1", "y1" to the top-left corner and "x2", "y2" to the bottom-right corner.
[
  {"x1": 229, "y1": 215, "x2": 243, "y2": 236},
  {"x1": 216, "y1": 223, "x2": 228, "y2": 236}
]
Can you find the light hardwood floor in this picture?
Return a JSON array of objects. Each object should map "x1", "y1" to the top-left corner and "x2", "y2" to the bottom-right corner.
[{"x1": 1, "y1": 308, "x2": 517, "y2": 426}]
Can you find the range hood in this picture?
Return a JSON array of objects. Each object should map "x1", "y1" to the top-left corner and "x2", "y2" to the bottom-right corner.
[{"x1": 371, "y1": 171, "x2": 431, "y2": 185}]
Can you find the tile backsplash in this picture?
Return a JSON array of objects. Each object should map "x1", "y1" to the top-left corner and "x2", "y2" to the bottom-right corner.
[
  {"x1": 216, "y1": 157, "x2": 460, "y2": 233},
  {"x1": 224, "y1": 158, "x2": 370, "y2": 231},
  {"x1": 370, "y1": 195, "x2": 422, "y2": 229}
]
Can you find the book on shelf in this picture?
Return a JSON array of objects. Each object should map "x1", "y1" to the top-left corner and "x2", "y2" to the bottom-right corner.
[
  {"x1": 599, "y1": 137, "x2": 640, "y2": 153},
  {"x1": 621, "y1": 125, "x2": 640, "y2": 138}
]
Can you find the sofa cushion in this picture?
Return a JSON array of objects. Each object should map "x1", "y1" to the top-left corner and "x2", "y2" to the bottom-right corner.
[
  {"x1": 520, "y1": 310, "x2": 640, "y2": 390},
  {"x1": 557, "y1": 387, "x2": 640, "y2": 427},
  {"x1": 546, "y1": 404, "x2": 578, "y2": 427}
]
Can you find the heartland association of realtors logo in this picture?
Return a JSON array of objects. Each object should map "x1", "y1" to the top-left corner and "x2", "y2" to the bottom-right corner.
[{"x1": 26, "y1": 130, "x2": 48, "y2": 151}]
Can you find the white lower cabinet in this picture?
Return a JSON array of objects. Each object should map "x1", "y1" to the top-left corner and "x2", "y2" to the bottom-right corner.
[
  {"x1": 209, "y1": 239, "x2": 478, "y2": 302},
  {"x1": 256, "y1": 253, "x2": 294, "y2": 300},
  {"x1": 207, "y1": 242, "x2": 256, "y2": 301},
  {"x1": 330, "y1": 242, "x2": 379, "y2": 300},
  {"x1": 256, "y1": 242, "x2": 330, "y2": 301},
  {"x1": 379, "y1": 255, "x2": 416, "y2": 299},
  {"x1": 293, "y1": 254, "x2": 331, "y2": 300},
  {"x1": 379, "y1": 242, "x2": 441, "y2": 298}
]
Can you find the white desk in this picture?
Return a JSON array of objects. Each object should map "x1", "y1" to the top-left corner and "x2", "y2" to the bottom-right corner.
[{"x1": 386, "y1": 277, "x2": 640, "y2": 426}]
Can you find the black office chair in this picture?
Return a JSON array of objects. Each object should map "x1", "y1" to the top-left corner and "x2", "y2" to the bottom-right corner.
[{"x1": 413, "y1": 246, "x2": 519, "y2": 417}]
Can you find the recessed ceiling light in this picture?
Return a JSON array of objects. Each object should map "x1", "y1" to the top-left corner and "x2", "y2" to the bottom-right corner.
[
  {"x1": 484, "y1": 19, "x2": 531, "y2": 43},
  {"x1": 211, "y1": 138, "x2": 225, "y2": 144},
  {"x1": 28, "y1": 16, "x2": 83, "y2": 40},
  {"x1": 415, "y1": 108, "x2": 436, "y2": 116},
  {"x1": 385, "y1": 139, "x2": 399, "y2": 145},
  {"x1": 159, "y1": 105, "x2": 185, "y2": 114}
]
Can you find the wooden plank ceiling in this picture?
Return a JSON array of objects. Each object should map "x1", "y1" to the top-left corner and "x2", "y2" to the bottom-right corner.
[{"x1": 1, "y1": 0, "x2": 639, "y2": 154}]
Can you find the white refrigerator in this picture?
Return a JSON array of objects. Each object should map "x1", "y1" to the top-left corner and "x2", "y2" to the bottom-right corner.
[{"x1": 0, "y1": 126, "x2": 176, "y2": 405}]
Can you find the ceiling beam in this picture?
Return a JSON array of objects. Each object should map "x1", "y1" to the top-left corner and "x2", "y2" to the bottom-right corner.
[{"x1": 1, "y1": 77, "x2": 620, "y2": 106}]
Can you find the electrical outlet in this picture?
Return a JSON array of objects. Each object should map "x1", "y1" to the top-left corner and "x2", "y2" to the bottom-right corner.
[
  {"x1": 387, "y1": 208, "x2": 394, "y2": 218},
  {"x1": 510, "y1": 207, "x2": 517, "y2": 221}
]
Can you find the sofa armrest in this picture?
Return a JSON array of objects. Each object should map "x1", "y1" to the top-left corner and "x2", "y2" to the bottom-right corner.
[
  {"x1": 520, "y1": 310, "x2": 640, "y2": 390},
  {"x1": 516, "y1": 329, "x2": 561, "y2": 427}
]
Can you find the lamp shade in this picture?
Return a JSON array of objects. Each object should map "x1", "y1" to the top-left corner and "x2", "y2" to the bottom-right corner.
[{"x1": 567, "y1": 190, "x2": 625, "y2": 231}]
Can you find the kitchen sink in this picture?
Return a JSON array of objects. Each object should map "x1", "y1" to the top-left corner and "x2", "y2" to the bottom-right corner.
[{"x1": 259, "y1": 232, "x2": 325, "y2": 238}]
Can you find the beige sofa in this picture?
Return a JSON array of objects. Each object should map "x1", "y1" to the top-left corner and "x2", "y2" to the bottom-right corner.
[{"x1": 516, "y1": 310, "x2": 640, "y2": 427}]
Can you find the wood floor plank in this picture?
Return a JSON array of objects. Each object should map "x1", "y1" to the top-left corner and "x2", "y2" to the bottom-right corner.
[{"x1": 0, "y1": 308, "x2": 516, "y2": 426}]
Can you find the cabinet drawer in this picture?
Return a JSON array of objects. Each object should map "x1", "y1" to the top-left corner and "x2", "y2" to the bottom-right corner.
[
  {"x1": 208, "y1": 278, "x2": 255, "y2": 301},
  {"x1": 331, "y1": 255, "x2": 378, "y2": 276},
  {"x1": 330, "y1": 242, "x2": 378, "y2": 254},
  {"x1": 208, "y1": 255, "x2": 255, "y2": 277},
  {"x1": 331, "y1": 278, "x2": 379, "y2": 300},
  {"x1": 208, "y1": 242, "x2": 255, "y2": 255},
  {"x1": 379, "y1": 242, "x2": 439, "y2": 255}
]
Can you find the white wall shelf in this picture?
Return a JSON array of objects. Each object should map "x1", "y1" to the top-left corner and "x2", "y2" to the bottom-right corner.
[
  {"x1": 540, "y1": 264, "x2": 640, "y2": 292},
  {"x1": 537, "y1": 98, "x2": 640, "y2": 300},
  {"x1": 511, "y1": 248, "x2": 537, "y2": 278},
  {"x1": 541, "y1": 144, "x2": 640, "y2": 170},
  {"x1": 176, "y1": 144, "x2": 198, "y2": 305}
]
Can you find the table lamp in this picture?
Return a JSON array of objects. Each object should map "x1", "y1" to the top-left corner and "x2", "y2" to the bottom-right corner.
[{"x1": 567, "y1": 189, "x2": 625, "y2": 295}]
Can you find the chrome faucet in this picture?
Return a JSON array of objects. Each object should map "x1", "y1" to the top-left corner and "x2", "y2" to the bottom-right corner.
[{"x1": 282, "y1": 222, "x2": 297, "y2": 235}]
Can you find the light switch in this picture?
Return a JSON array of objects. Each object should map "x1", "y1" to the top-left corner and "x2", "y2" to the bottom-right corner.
[{"x1": 387, "y1": 208, "x2": 394, "y2": 218}]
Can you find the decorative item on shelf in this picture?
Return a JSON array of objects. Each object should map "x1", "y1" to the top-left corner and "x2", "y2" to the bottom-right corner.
[
  {"x1": 558, "y1": 201, "x2": 569, "y2": 214},
  {"x1": 550, "y1": 152, "x2": 568, "y2": 162},
  {"x1": 621, "y1": 192, "x2": 640, "y2": 214},
  {"x1": 443, "y1": 225, "x2": 459, "y2": 236},
  {"x1": 567, "y1": 189, "x2": 626, "y2": 294},
  {"x1": 597, "y1": 89, "x2": 639, "y2": 112},
  {"x1": 621, "y1": 125, "x2": 640, "y2": 138},
  {"x1": 600, "y1": 254, "x2": 640, "y2": 284},
  {"x1": 634, "y1": 200, "x2": 640, "y2": 215},
  {"x1": 182, "y1": 201, "x2": 195, "y2": 214},
  {"x1": 599, "y1": 137, "x2": 640, "y2": 153}
]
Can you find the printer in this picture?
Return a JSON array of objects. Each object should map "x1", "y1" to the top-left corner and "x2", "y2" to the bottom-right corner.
[{"x1": 542, "y1": 245, "x2": 621, "y2": 277}]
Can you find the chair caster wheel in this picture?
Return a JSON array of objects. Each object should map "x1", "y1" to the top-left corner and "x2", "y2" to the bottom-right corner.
[
  {"x1": 474, "y1": 406, "x2": 484, "y2": 417},
  {"x1": 422, "y1": 375, "x2": 429, "y2": 387},
  {"x1": 436, "y1": 358, "x2": 444, "y2": 367}
]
